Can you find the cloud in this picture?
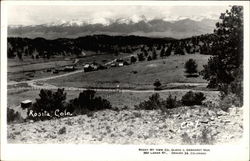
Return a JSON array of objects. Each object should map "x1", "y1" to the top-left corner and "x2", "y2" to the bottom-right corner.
[{"x1": 7, "y1": 5, "x2": 229, "y2": 26}]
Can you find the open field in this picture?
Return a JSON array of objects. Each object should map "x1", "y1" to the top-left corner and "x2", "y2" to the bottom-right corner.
[{"x1": 46, "y1": 54, "x2": 211, "y2": 89}]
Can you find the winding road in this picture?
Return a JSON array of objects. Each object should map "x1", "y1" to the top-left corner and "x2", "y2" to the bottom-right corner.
[
  {"x1": 8, "y1": 69, "x2": 86, "y2": 86},
  {"x1": 8, "y1": 54, "x2": 137, "y2": 86},
  {"x1": 8, "y1": 79, "x2": 218, "y2": 94},
  {"x1": 8, "y1": 68, "x2": 215, "y2": 93},
  {"x1": 8, "y1": 55, "x2": 216, "y2": 94}
]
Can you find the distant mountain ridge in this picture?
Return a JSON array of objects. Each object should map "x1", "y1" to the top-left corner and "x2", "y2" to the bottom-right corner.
[{"x1": 8, "y1": 18, "x2": 218, "y2": 39}]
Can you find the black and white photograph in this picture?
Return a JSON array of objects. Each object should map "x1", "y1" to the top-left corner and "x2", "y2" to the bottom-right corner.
[{"x1": 1, "y1": 1, "x2": 249, "y2": 161}]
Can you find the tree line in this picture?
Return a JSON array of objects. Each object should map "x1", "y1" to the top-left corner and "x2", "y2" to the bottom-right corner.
[
  {"x1": 7, "y1": 35, "x2": 175, "y2": 59},
  {"x1": 7, "y1": 33, "x2": 217, "y2": 60}
]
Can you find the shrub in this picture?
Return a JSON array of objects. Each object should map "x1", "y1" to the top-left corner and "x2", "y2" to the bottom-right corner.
[
  {"x1": 131, "y1": 70, "x2": 138, "y2": 74},
  {"x1": 185, "y1": 59, "x2": 198, "y2": 76},
  {"x1": 181, "y1": 91, "x2": 206, "y2": 106},
  {"x1": 218, "y1": 66, "x2": 243, "y2": 107},
  {"x1": 153, "y1": 79, "x2": 162, "y2": 90},
  {"x1": 194, "y1": 92, "x2": 206, "y2": 105},
  {"x1": 130, "y1": 56, "x2": 137, "y2": 63},
  {"x1": 67, "y1": 90, "x2": 112, "y2": 115},
  {"x1": 7, "y1": 108, "x2": 24, "y2": 123},
  {"x1": 58, "y1": 127, "x2": 66, "y2": 135},
  {"x1": 162, "y1": 95, "x2": 179, "y2": 109},
  {"x1": 135, "y1": 93, "x2": 162, "y2": 110},
  {"x1": 135, "y1": 93, "x2": 182, "y2": 111},
  {"x1": 29, "y1": 88, "x2": 67, "y2": 120},
  {"x1": 219, "y1": 93, "x2": 242, "y2": 111},
  {"x1": 121, "y1": 105, "x2": 129, "y2": 110}
]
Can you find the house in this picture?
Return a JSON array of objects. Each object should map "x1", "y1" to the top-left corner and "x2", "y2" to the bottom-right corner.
[
  {"x1": 111, "y1": 63, "x2": 116, "y2": 67},
  {"x1": 90, "y1": 63, "x2": 98, "y2": 70},
  {"x1": 118, "y1": 62, "x2": 124, "y2": 67},
  {"x1": 21, "y1": 100, "x2": 32, "y2": 109},
  {"x1": 84, "y1": 64, "x2": 91, "y2": 72},
  {"x1": 64, "y1": 66, "x2": 75, "y2": 72},
  {"x1": 83, "y1": 64, "x2": 90, "y2": 68}
]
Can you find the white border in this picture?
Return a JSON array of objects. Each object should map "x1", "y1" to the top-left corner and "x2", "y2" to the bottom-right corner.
[{"x1": 1, "y1": 1, "x2": 249, "y2": 161}]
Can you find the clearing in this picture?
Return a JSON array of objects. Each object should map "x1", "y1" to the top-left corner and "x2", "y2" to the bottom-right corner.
[{"x1": 46, "y1": 54, "x2": 211, "y2": 90}]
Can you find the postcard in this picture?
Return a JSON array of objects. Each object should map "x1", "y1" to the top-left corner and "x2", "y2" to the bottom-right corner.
[{"x1": 1, "y1": 1, "x2": 249, "y2": 161}]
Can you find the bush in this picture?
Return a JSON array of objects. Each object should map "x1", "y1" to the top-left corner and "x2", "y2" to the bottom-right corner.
[
  {"x1": 219, "y1": 93, "x2": 242, "y2": 111},
  {"x1": 135, "y1": 93, "x2": 162, "y2": 110},
  {"x1": 29, "y1": 88, "x2": 67, "y2": 120},
  {"x1": 153, "y1": 79, "x2": 162, "y2": 90},
  {"x1": 218, "y1": 66, "x2": 243, "y2": 106},
  {"x1": 58, "y1": 127, "x2": 66, "y2": 135},
  {"x1": 130, "y1": 56, "x2": 137, "y2": 63},
  {"x1": 185, "y1": 59, "x2": 198, "y2": 76},
  {"x1": 162, "y1": 95, "x2": 179, "y2": 109},
  {"x1": 7, "y1": 108, "x2": 24, "y2": 123},
  {"x1": 181, "y1": 91, "x2": 206, "y2": 106},
  {"x1": 67, "y1": 90, "x2": 112, "y2": 115},
  {"x1": 135, "y1": 93, "x2": 182, "y2": 111}
]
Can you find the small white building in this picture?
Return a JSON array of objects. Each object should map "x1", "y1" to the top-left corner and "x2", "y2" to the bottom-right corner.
[
  {"x1": 84, "y1": 64, "x2": 90, "y2": 68},
  {"x1": 118, "y1": 63, "x2": 124, "y2": 67},
  {"x1": 21, "y1": 100, "x2": 32, "y2": 109},
  {"x1": 64, "y1": 66, "x2": 75, "y2": 71}
]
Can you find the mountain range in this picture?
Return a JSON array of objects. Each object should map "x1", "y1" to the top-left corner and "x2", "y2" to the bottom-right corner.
[{"x1": 8, "y1": 18, "x2": 218, "y2": 39}]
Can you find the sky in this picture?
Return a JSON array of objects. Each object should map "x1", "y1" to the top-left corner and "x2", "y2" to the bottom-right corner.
[{"x1": 7, "y1": 5, "x2": 230, "y2": 26}]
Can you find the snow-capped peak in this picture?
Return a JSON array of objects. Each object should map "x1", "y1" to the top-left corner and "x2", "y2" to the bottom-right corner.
[
  {"x1": 44, "y1": 19, "x2": 85, "y2": 26},
  {"x1": 8, "y1": 15, "x2": 218, "y2": 28}
]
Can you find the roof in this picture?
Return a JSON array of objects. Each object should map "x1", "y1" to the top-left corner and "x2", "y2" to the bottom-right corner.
[
  {"x1": 84, "y1": 64, "x2": 90, "y2": 68},
  {"x1": 21, "y1": 100, "x2": 32, "y2": 104},
  {"x1": 65, "y1": 66, "x2": 74, "y2": 69}
]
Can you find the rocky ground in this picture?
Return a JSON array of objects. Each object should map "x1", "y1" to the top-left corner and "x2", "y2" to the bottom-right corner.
[{"x1": 7, "y1": 106, "x2": 243, "y2": 144}]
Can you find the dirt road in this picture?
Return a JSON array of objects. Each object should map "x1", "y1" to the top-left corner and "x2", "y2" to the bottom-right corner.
[
  {"x1": 8, "y1": 81, "x2": 218, "y2": 95},
  {"x1": 8, "y1": 69, "x2": 86, "y2": 85}
]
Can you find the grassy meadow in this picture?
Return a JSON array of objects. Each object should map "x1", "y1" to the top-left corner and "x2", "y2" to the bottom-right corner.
[{"x1": 46, "y1": 54, "x2": 211, "y2": 89}]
